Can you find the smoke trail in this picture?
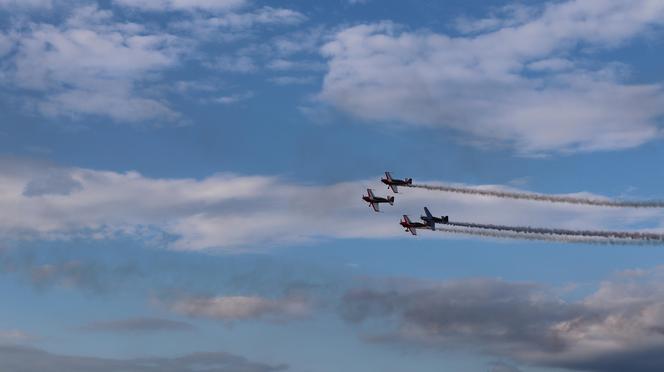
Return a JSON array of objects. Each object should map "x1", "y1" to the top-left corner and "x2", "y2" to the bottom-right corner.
[
  {"x1": 408, "y1": 184, "x2": 664, "y2": 208},
  {"x1": 435, "y1": 226, "x2": 663, "y2": 245},
  {"x1": 446, "y1": 221, "x2": 664, "y2": 242}
]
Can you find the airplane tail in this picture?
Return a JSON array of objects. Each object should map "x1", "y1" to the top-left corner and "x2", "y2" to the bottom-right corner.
[
  {"x1": 424, "y1": 207, "x2": 433, "y2": 218},
  {"x1": 442, "y1": 216, "x2": 449, "y2": 224},
  {"x1": 388, "y1": 196, "x2": 395, "y2": 205},
  {"x1": 406, "y1": 178, "x2": 412, "y2": 185}
]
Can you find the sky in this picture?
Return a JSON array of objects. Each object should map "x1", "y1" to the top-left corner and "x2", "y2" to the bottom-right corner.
[{"x1": 1, "y1": 0, "x2": 664, "y2": 371}]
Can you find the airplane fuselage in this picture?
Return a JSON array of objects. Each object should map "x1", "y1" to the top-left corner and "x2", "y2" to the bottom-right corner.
[
  {"x1": 363, "y1": 189, "x2": 394, "y2": 212},
  {"x1": 400, "y1": 215, "x2": 432, "y2": 235},
  {"x1": 420, "y1": 216, "x2": 449, "y2": 225},
  {"x1": 381, "y1": 178, "x2": 411, "y2": 187},
  {"x1": 363, "y1": 195, "x2": 392, "y2": 204},
  {"x1": 400, "y1": 220, "x2": 429, "y2": 229},
  {"x1": 381, "y1": 172, "x2": 413, "y2": 193}
]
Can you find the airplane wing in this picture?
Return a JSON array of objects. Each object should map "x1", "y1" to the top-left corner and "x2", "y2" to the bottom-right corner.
[
  {"x1": 408, "y1": 227, "x2": 417, "y2": 235},
  {"x1": 389, "y1": 184, "x2": 398, "y2": 193},
  {"x1": 371, "y1": 202, "x2": 380, "y2": 212},
  {"x1": 367, "y1": 188, "x2": 375, "y2": 198},
  {"x1": 385, "y1": 172, "x2": 393, "y2": 181},
  {"x1": 424, "y1": 207, "x2": 433, "y2": 219}
]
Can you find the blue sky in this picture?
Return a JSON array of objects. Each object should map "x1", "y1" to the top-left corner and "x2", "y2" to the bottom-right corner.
[{"x1": 2, "y1": 1, "x2": 664, "y2": 371}]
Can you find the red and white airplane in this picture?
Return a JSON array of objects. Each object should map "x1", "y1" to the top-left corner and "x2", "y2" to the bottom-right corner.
[
  {"x1": 362, "y1": 188, "x2": 394, "y2": 212},
  {"x1": 381, "y1": 172, "x2": 412, "y2": 193},
  {"x1": 400, "y1": 215, "x2": 431, "y2": 235}
]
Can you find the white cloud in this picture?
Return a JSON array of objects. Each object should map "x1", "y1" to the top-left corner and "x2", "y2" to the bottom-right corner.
[
  {"x1": 174, "y1": 6, "x2": 306, "y2": 37},
  {"x1": 6, "y1": 5, "x2": 183, "y2": 122},
  {"x1": 453, "y1": 4, "x2": 538, "y2": 34},
  {"x1": 1, "y1": 159, "x2": 663, "y2": 250},
  {"x1": 319, "y1": 0, "x2": 664, "y2": 154},
  {"x1": 0, "y1": 2, "x2": 307, "y2": 123}
]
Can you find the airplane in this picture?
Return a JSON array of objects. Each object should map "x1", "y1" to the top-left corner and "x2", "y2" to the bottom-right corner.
[
  {"x1": 381, "y1": 172, "x2": 412, "y2": 193},
  {"x1": 362, "y1": 188, "x2": 395, "y2": 212},
  {"x1": 400, "y1": 215, "x2": 431, "y2": 235},
  {"x1": 420, "y1": 207, "x2": 449, "y2": 229}
]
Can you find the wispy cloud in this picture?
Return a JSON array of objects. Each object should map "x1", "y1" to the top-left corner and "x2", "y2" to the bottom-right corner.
[
  {"x1": 169, "y1": 294, "x2": 311, "y2": 322},
  {"x1": 170, "y1": 6, "x2": 306, "y2": 38},
  {"x1": 453, "y1": 4, "x2": 539, "y2": 34},
  {"x1": 215, "y1": 91, "x2": 254, "y2": 104},
  {"x1": 113, "y1": 0, "x2": 248, "y2": 13}
]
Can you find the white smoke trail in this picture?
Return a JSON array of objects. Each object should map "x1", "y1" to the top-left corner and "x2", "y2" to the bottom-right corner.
[
  {"x1": 435, "y1": 226, "x2": 663, "y2": 245},
  {"x1": 446, "y1": 221, "x2": 664, "y2": 242},
  {"x1": 409, "y1": 184, "x2": 664, "y2": 208}
]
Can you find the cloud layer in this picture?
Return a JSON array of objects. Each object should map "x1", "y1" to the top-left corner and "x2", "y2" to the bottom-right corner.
[{"x1": 2, "y1": 159, "x2": 662, "y2": 249}]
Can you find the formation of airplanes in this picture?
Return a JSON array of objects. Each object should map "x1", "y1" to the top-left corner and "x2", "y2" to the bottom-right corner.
[{"x1": 363, "y1": 172, "x2": 449, "y2": 235}]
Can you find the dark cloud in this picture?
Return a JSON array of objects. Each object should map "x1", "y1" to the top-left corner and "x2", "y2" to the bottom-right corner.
[
  {"x1": 341, "y1": 279, "x2": 581, "y2": 353},
  {"x1": 340, "y1": 270, "x2": 664, "y2": 372},
  {"x1": 79, "y1": 317, "x2": 194, "y2": 333},
  {"x1": 0, "y1": 345, "x2": 287, "y2": 372}
]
